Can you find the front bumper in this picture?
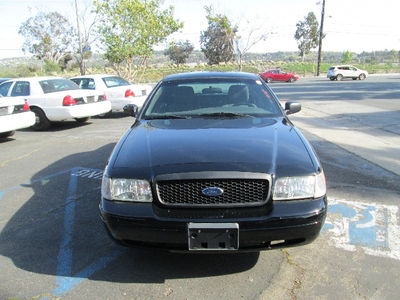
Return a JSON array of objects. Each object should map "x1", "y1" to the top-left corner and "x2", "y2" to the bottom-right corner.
[{"x1": 100, "y1": 195, "x2": 327, "y2": 252}]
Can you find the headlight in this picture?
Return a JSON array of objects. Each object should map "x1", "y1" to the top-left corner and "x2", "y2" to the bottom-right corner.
[
  {"x1": 102, "y1": 174, "x2": 153, "y2": 202},
  {"x1": 273, "y1": 171, "x2": 326, "y2": 200}
]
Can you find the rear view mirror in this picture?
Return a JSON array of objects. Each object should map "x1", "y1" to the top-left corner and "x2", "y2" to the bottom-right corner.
[
  {"x1": 123, "y1": 104, "x2": 139, "y2": 117},
  {"x1": 284, "y1": 102, "x2": 301, "y2": 115}
]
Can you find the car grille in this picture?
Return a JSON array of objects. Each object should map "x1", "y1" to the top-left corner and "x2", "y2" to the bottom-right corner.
[{"x1": 156, "y1": 177, "x2": 270, "y2": 207}]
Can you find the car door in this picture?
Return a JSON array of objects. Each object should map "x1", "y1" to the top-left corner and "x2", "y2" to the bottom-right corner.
[
  {"x1": 11, "y1": 81, "x2": 30, "y2": 97},
  {"x1": 349, "y1": 66, "x2": 359, "y2": 77},
  {"x1": 340, "y1": 66, "x2": 350, "y2": 77},
  {"x1": 272, "y1": 70, "x2": 282, "y2": 81}
]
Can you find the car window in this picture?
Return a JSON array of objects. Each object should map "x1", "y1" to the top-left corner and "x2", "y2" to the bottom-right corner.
[
  {"x1": 143, "y1": 79, "x2": 283, "y2": 118},
  {"x1": 11, "y1": 81, "x2": 30, "y2": 97},
  {"x1": 39, "y1": 79, "x2": 79, "y2": 94},
  {"x1": 102, "y1": 76, "x2": 130, "y2": 88},
  {"x1": 72, "y1": 78, "x2": 96, "y2": 90},
  {"x1": 0, "y1": 81, "x2": 12, "y2": 96}
]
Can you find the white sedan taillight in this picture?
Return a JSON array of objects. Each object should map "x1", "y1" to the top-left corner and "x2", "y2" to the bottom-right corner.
[
  {"x1": 63, "y1": 95, "x2": 77, "y2": 106},
  {"x1": 125, "y1": 89, "x2": 135, "y2": 97},
  {"x1": 23, "y1": 100, "x2": 30, "y2": 111}
]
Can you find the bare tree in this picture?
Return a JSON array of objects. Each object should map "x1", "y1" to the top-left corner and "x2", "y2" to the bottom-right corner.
[
  {"x1": 234, "y1": 21, "x2": 272, "y2": 71},
  {"x1": 74, "y1": 0, "x2": 101, "y2": 75}
]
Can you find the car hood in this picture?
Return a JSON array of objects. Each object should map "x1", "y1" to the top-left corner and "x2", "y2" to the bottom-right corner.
[{"x1": 110, "y1": 117, "x2": 317, "y2": 178}]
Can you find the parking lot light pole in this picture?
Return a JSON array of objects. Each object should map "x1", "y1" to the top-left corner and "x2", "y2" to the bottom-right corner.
[{"x1": 316, "y1": 0, "x2": 325, "y2": 76}]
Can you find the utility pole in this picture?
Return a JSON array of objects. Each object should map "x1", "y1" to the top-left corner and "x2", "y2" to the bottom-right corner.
[{"x1": 316, "y1": 0, "x2": 325, "y2": 76}]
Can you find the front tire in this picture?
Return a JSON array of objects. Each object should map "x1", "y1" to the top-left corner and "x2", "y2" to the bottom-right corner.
[
  {"x1": 359, "y1": 74, "x2": 366, "y2": 80},
  {"x1": 266, "y1": 78, "x2": 273, "y2": 83},
  {"x1": 31, "y1": 107, "x2": 51, "y2": 131},
  {"x1": 289, "y1": 77, "x2": 296, "y2": 83}
]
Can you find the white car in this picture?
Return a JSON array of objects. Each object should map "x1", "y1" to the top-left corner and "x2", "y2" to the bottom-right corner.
[
  {"x1": 0, "y1": 77, "x2": 111, "y2": 131},
  {"x1": 0, "y1": 96, "x2": 35, "y2": 138},
  {"x1": 70, "y1": 74, "x2": 152, "y2": 117},
  {"x1": 327, "y1": 65, "x2": 368, "y2": 81}
]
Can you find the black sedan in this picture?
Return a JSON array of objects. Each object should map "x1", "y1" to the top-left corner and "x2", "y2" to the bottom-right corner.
[{"x1": 100, "y1": 71, "x2": 327, "y2": 252}]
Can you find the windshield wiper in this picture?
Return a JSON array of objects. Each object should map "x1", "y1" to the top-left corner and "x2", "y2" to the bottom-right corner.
[
  {"x1": 199, "y1": 112, "x2": 254, "y2": 118},
  {"x1": 145, "y1": 115, "x2": 192, "y2": 120}
]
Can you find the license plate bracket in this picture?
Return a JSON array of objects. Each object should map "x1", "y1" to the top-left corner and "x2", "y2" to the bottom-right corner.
[{"x1": 188, "y1": 223, "x2": 239, "y2": 251}]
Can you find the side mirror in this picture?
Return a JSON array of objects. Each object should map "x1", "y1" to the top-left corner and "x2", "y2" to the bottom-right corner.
[
  {"x1": 123, "y1": 104, "x2": 139, "y2": 117},
  {"x1": 284, "y1": 101, "x2": 301, "y2": 115}
]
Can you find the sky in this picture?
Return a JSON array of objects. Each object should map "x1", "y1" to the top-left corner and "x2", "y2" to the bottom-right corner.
[{"x1": 0, "y1": 0, "x2": 399, "y2": 59}]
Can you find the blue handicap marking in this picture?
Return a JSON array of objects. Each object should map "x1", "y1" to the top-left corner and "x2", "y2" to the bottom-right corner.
[
  {"x1": 349, "y1": 205, "x2": 388, "y2": 250},
  {"x1": 323, "y1": 198, "x2": 399, "y2": 260},
  {"x1": 53, "y1": 167, "x2": 125, "y2": 297}
]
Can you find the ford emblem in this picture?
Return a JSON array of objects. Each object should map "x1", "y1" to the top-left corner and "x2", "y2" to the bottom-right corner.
[{"x1": 202, "y1": 187, "x2": 224, "y2": 197}]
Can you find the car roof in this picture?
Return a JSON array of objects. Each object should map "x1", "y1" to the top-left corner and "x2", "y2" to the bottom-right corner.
[
  {"x1": 70, "y1": 74, "x2": 120, "y2": 79},
  {"x1": 5, "y1": 76, "x2": 65, "y2": 81},
  {"x1": 161, "y1": 71, "x2": 260, "y2": 81},
  {"x1": 331, "y1": 65, "x2": 355, "y2": 67}
]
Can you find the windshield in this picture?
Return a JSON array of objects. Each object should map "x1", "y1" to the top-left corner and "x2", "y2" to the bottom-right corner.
[
  {"x1": 142, "y1": 78, "x2": 283, "y2": 119},
  {"x1": 102, "y1": 76, "x2": 130, "y2": 88}
]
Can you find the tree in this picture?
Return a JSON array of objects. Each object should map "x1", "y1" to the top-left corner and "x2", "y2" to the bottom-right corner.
[
  {"x1": 18, "y1": 12, "x2": 76, "y2": 64},
  {"x1": 200, "y1": 5, "x2": 237, "y2": 65},
  {"x1": 294, "y1": 12, "x2": 320, "y2": 62},
  {"x1": 342, "y1": 50, "x2": 354, "y2": 63},
  {"x1": 73, "y1": 0, "x2": 101, "y2": 75},
  {"x1": 164, "y1": 40, "x2": 194, "y2": 66},
  {"x1": 94, "y1": 0, "x2": 183, "y2": 81},
  {"x1": 234, "y1": 21, "x2": 272, "y2": 71}
]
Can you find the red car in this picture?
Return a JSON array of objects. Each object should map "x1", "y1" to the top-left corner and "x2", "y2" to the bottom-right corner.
[{"x1": 259, "y1": 69, "x2": 299, "y2": 83}]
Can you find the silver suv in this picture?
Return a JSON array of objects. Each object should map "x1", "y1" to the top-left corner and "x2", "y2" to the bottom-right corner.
[{"x1": 327, "y1": 65, "x2": 368, "y2": 81}]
